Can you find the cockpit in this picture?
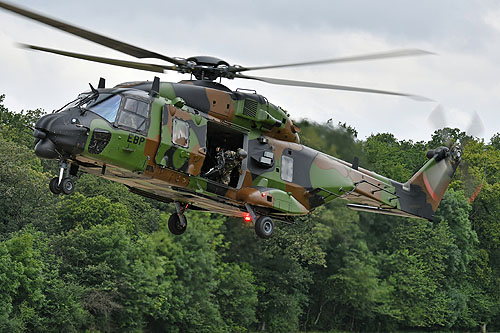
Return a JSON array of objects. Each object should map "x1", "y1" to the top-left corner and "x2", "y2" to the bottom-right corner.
[
  {"x1": 60, "y1": 90, "x2": 152, "y2": 135},
  {"x1": 84, "y1": 93, "x2": 121, "y2": 123}
]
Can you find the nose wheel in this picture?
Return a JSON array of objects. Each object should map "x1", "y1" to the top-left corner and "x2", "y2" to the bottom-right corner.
[
  {"x1": 48, "y1": 159, "x2": 77, "y2": 195},
  {"x1": 49, "y1": 176, "x2": 75, "y2": 195},
  {"x1": 49, "y1": 177, "x2": 62, "y2": 194}
]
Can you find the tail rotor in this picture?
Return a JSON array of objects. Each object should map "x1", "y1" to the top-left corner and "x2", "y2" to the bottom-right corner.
[{"x1": 427, "y1": 104, "x2": 487, "y2": 202}]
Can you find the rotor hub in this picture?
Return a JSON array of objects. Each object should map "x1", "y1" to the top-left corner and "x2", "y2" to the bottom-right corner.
[{"x1": 183, "y1": 56, "x2": 230, "y2": 80}]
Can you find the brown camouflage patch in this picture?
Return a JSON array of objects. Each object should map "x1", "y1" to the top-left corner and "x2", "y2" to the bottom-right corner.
[
  {"x1": 236, "y1": 187, "x2": 274, "y2": 208},
  {"x1": 206, "y1": 88, "x2": 236, "y2": 121},
  {"x1": 314, "y1": 153, "x2": 349, "y2": 178},
  {"x1": 267, "y1": 137, "x2": 303, "y2": 158},
  {"x1": 409, "y1": 172, "x2": 440, "y2": 211},
  {"x1": 151, "y1": 167, "x2": 190, "y2": 188},
  {"x1": 285, "y1": 183, "x2": 310, "y2": 210},
  {"x1": 266, "y1": 118, "x2": 300, "y2": 143},
  {"x1": 144, "y1": 134, "x2": 160, "y2": 162},
  {"x1": 187, "y1": 144, "x2": 205, "y2": 176}
]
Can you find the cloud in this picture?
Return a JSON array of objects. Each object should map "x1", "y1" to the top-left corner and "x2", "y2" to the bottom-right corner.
[
  {"x1": 483, "y1": 6, "x2": 500, "y2": 32},
  {"x1": 0, "y1": 0, "x2": 499, "y2": 142}
]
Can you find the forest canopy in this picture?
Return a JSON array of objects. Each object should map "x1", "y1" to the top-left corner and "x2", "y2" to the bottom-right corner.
[{"x1": 0, "y1": 93, "x2": 499, "y2": 332}]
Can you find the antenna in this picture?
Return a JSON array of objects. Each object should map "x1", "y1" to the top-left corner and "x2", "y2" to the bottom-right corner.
[
  {"x1": 98, "y1": 77, "x2": 105, "y2": 88},
  {"x1": 150, "y1": 76, "x2": 160, "y2": 97}
]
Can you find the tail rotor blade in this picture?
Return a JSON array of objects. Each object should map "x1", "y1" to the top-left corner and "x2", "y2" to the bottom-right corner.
[
  {"x1": 466, "y1": 111, "x2": 485, "y2": 139},
  {"x1": 427, "y1": 104, "x2": 447, "y2": 129}
]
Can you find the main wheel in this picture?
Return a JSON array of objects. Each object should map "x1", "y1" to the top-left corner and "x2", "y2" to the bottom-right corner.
[
  {"x1": 61, "y1": 178, "x2": 75, "y2": 195},
  {"x1": 255, "y1": 216, "x2": 274, "y2": 239},
  {"x1": 49, "y1": 177, "x2": 62, "y2": 195},
  {"x1": 168, "y1": 213, "x2": 187, "y2": 235}
]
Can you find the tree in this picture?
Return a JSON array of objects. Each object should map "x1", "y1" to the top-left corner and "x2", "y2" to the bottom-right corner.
[
  {"x1": 0, "y1": 228, "x2": 87, "y2": 332},
  {"x1": 0, "y1": 132, "x2": 58, "y2": 235}
]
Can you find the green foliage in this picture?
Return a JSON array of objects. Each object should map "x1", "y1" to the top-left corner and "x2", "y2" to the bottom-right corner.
[
  {"x1": 490, "y1": 132, "x2": 500, "y2": 150},
  {"x1": 0, "y1": 132, "x2": 57, "y2": 235},
  {"x1": 1, "y1": 94, "x2": 500, "y2": 332},
  {"x1": 364, "y1": 133, "x2": 427, "y2": 182},
  {"x1": 295, "y1": 119, "x2": 365, "y2": 165},
  {"x1": 216, "y1": 262, "x2": 258, "y2": 331},
  {"x1": 74, "y1": 174, "x2": 170, "y2": 233},
  {"x1": 0, "y1": 229, "x2": 87, "y2": 332},
  {"x1": 56, "y1": 193, "x2": 133, "y2": 232},
  {"x1": 0, "y1": 94, "x2": 45, "y2": 148},
  {"x1": 154, "y1": 212, "x2": 226, "y2": 332}
]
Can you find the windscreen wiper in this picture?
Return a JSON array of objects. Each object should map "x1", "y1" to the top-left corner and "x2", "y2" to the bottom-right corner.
[{"x1": 77, "y1": 83, "x2": 100, "y2": 114}]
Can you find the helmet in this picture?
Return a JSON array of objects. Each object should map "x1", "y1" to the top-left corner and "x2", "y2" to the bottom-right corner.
[{"x1": 237, "y1": 148, "x2": 248, "y2": 159}]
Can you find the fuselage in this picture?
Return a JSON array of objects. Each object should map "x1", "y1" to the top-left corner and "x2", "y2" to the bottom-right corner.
[{"x1": 33, "y1": 80, "x2": 411, "y2": 219}]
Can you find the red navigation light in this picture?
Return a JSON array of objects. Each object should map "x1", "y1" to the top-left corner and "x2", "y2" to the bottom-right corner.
[
  {"x1": 261, "y1": 192, "x2": 267, "y2": 197},
  {"x1": 243, "y1": 213, "x2": 252, "y2": 222}
]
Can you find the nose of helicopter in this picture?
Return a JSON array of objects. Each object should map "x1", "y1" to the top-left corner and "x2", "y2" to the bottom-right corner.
[{"x1": 33, "y1": 109, "x2": 90, "y2": 159}]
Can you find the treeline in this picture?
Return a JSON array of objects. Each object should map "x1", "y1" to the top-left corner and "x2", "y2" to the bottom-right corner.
[{"x1": 0, "y1": 93, "x2": 499, "y2": 332}]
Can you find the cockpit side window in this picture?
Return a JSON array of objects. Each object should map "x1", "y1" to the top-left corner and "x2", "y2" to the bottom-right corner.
[
  {"x1": 86, "y1": 94, "x2": 122, "y2": 123},
  {"x1": 116, "y1": 97, "x2": 150, "y2": 134}
]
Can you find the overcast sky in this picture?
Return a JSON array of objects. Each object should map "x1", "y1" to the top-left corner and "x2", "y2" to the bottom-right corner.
[{"x1": 1, "y1": 0, "x2": 499, "y2": 142}]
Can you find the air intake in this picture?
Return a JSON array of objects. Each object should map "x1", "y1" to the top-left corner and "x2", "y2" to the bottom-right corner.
[{"x1": 243, "y1": 99, "x2": 258, "y2": 118}]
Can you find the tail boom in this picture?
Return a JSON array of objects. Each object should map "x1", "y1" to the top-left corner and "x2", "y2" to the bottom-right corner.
[
  {"x1": 344, "y1": 146, "x2": 460, "y2": 220},
  {"x1": 387, "y1": 146, "x2": 460, "y2": 220}
]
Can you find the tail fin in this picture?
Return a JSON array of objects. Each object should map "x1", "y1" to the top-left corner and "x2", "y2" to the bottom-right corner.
[{"x1": 395, "y1": 146, "x2": 461, "y2": 220}]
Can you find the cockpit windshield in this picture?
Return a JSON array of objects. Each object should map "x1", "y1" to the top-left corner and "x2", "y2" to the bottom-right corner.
[{"x1": 83, "y1": 94, "x2": 122, "y2": 123}]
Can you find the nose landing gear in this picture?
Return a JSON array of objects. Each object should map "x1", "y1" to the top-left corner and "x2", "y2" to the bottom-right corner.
[{"x1": 49, "y1": 159, "x2": 78, "y2": 195}]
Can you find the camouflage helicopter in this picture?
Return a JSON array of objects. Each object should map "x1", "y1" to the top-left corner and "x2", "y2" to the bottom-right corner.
[{"x1": 0, "y1": 2, "x2": 461, "y2": 239}]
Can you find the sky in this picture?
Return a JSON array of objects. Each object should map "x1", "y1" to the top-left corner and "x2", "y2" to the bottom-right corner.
[{"x1": 0, "y1": 0, "x2": 499, "y2": 142}]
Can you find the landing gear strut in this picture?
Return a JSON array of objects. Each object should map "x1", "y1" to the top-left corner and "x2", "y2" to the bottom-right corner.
[
  {"x1": 168, "y1": 202, "x2": 188, "y2": 235},
  {"x1": 49, "y1": 159, "x2": 77, "y2": 195}
]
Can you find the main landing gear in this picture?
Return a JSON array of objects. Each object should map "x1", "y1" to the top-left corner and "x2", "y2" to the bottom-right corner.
[
  {"x1": 255, "y1": 216, "x2": 275, "y2": 239},
  {"x1": 168, "y1": 202, "x2": 188, "y2": 235},
  {"x1": 49, "y1": 159, "x2": 77, "y2": 195},
  {"x1": 245, "y1": 203, "x2": 275, "y2": 239},
  {"x1": 166, "y1": 202, "x2": 275, "y2": 239}
]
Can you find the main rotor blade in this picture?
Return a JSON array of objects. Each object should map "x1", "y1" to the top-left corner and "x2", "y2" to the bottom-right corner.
[
  {"x1": 19, "y1": 44, "x2": 178, "y2": 73},
  {"x1": 0, "y1": 1, "x2": 184, "y2": 66},
  {"x1": 234, "y1": 49, "x2": 434, "y2": 72},
  {"x1": 235, "y1": 74, "x2": 432, "y2": 101}
]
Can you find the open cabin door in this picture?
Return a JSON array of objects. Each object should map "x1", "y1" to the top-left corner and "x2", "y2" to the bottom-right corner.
[
  {"x1": 154, "y1": 104, "x2": 207, "y2": 176},
  {"x1": 201, "y1": 121, "x2": 248, "y2": 188}
]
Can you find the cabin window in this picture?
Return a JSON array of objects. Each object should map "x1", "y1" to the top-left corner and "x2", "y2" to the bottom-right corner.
[
  {"x1": 172, "y1": 118, "x2": 189, "y2": 147},
  {"x1": 85, "y1": 94, "x2": 121, "y2": 123},
  {"x1": 116, "y1": 98, "x2": 149, "y2": 134},
  {"x1": 281, "y1": 155, "x2": 293, "y2": 182}
]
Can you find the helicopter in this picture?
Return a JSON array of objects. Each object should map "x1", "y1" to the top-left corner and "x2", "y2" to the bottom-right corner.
[{"x1": 0, "y1": 2, "x2": 461, "y2": 239}]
